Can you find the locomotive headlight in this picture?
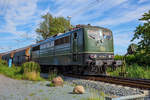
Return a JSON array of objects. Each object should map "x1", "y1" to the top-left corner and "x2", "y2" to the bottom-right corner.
[
  {"x1": 111, "y1": 55, "x2": 114, "y2": 58},
  {"x1": 89, "y1": 54, "x2": 97, "y2": 59},
  {"x1": 108, "y1": 55, "x2": 112, "y2": 58},
  {"x1": 108, "y1": 55, "x2": 114, "y2": 58}
]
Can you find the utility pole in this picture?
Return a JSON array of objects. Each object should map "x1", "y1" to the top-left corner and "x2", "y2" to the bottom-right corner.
[
  {"x1": 47, "y1": 12, "x2": 50, "y2": 38},
  {"x1": 67, "y1": 16, "x2": 72, "y2": 30}
]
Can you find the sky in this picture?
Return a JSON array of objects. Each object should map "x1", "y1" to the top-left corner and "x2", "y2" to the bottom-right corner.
[{"x1": 0, "y1": 0, "x2": 150, "y2": 54}]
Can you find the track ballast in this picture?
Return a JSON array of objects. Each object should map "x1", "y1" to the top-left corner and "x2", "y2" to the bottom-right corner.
[{"x1": 64, "y1": 74, "x2": 150, "y2": 90}]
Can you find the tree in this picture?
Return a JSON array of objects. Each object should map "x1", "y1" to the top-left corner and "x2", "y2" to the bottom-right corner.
[
  {"x1": 127, "y1": 43, "x2": 137, "y2": 55},
  {"x1": 131, "y1": 10, "x2": 150, "y2": 55},
  {"x1": 131, "y1": 10, "x2": 150, "y2": 65},
  {"x1": 36, "y1": 13, "x2": 71, "y2": 40}
]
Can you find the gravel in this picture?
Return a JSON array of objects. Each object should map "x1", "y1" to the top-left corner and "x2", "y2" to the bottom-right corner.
[
  {"x1": 63, "y1": 76, "x2": 145, "y2": 97},
  {"x1": 0, "y1": 74, "x2": 149, "y2": 100},
  {"x1": 0, "y1": 74, "x2": 100, "y2": 100}
]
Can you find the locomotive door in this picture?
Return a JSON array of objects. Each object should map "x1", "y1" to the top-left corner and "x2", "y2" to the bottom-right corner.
[{"x1": 72, "y1": 32, "x2": 78, "y2": 61}]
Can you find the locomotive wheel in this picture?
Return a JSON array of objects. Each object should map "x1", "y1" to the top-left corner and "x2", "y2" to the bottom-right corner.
[
  {"x1": 102, "y1": 64, "x2": 107, "y2": 74},
  {"x1": 88, "y1": 64, "x2": 99, "y2": 75}
]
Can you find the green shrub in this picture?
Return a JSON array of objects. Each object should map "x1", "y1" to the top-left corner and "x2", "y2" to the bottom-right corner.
[
  {"x1": 107, "y1": 64, "x2": 150, "y2": 79},
  {"x1": 0, "y1": 60, "x2": 7, "y2": 66},
  {"x1": 137, "y1": 54, "x2": 150, "y2": 65},
  {"x1": 21, "y1": 61, "x2": 42, "y2": 81},
  {"x1": 114, "y1": 55, "x2": 124, "y2": 60},
  {"x1": 125, "y1": 55, "x2": 136, "y2": 64},
  {"x1": 0, "y1": 65, "x2": 23, "y2": 79},
  {"x1": 0, "y1": 61, "x2": 43, "y2": 81},
  {"x1": 48, "y1": 72, "x2": 57, "y2": 81},
  {"x1": 22, "y1": 61, "x2": 40, "y2": 73},
  {"x1": 115, "y1": 54, "x2": 138, "y2": 65},
  {"x1": 126, "y1": 64, "x2": 150, "y2": 79}
]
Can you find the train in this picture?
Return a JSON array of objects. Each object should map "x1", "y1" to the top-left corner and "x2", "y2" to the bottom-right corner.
[{"x1": 0, "y1": 24, "x2": 122, "y2": 75}]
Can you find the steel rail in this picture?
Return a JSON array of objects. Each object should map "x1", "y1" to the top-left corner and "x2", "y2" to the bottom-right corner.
[{"x1": 64, "y1": 74, "x2": 150, "y2": 90}]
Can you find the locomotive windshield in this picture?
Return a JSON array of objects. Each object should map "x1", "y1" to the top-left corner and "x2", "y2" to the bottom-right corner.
[
  {"x1": 87, "y1": 29, "x2": 112, "y2": 41},
  {"x1": 85, "y1": 28, "x2": 113, "y2": 52}
]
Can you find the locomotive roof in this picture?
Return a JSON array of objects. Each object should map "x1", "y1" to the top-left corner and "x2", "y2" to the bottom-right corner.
[
  {"x1": 32, "y1": 25, "x2": 112, "y2": 47},
  {"x1": 77, "y1": 24, "x2": 111, "y2": 31},
  {"x1": 32, "y1": 28, "x2": 80, "y2": 47},
  {"x1": 1, "y1": 45, "x2": 32, "y2": 56},
  {"x1": 1, "y1": 25, "x2": 112, "y2": 55}
]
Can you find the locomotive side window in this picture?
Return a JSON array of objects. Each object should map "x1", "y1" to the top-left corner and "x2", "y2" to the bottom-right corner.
[
  {"x1": 55, "y1": 36, "x2": 70, "y2": 45},
  {"x1": 40, "y1": 41, "x2": 54, "y2": 49},
  {"x1": 64, "y1": 36, "x2": 70, "y2": 43},
  {"x1": 32, "y1": 45, "x2": 40, "y2": 51},
  {"x1": 74, "y1": 33, "x2": 77, "y2": 39},
  {"x1": 55, "y1": 39, "x2": 60, "y2": 45}
]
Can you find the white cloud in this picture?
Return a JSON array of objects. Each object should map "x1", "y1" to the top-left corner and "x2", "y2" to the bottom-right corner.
[
  {"x1": 96, "y1": 4, "x2": 150, "y2": 26},
  {"x1": 113, "y1": 33, "x2": 132, "y2": 54},
  {"x1": 138, "y1": 0, "x2": 148, "y2": 3},
  {"x1": 51, "y1": 0, "x2": 128, "y2": 24},
  {"x1": 0, "y1": 0, "x2": 41, "y2": 52},
  {"x1": 0, "y1": 0, "x2": 39, "y2": 36},
  {"x1": 0, "y1": 0, "x2": 9, "y2": 15}
]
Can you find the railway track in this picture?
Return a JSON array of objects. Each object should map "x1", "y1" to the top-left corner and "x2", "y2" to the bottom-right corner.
[{"x1": 64, "y1": 74, "x2": 150, "y2": 90}]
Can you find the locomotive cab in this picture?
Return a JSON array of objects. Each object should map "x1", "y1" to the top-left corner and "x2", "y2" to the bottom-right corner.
[{"x1": 82, "y1": 26, "x2": 116, "y2": 74}]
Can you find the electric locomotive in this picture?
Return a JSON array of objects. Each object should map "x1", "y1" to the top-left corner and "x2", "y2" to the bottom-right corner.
[
  {"x1": 1, "y1": 24, "x2": 121, "y2": 75},
  {"x1": 31, "y1": 24, "x2": 121, "y2": 74}
]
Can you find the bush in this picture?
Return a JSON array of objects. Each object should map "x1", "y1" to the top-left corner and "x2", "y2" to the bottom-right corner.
[
  {"x1": 21, "y1": 61, "x2": 42, "y2": 81},
  {"x1": 135, "y1": 53, "x2": 150, "y2": 65},
  {"x1": 107, "y1": 64, "x2": 150, "y2": 79},
  {"x1": 114, "y1": 55, "x2": 124, "y2": 60},
  {"x1": 48, "y1": 72, "x2": 57, "y2": 81},
  {"x1": 0, "y1": 60, "x2": 7, "y2": 66},
  {"x1": 126, "y1": 64, "x2": 150, "y2": 79},
  {"x1": 0, "y1": 65, "x2": 23, "y2": 79},
  {"x1": 0, "y1": 61, "x2": 43, "y2": 81},
  {"x1": 125, "y1": 55, "x2": 136, "y2": 65},
  {"x1": 115, "y1": 54, "x2": 138, "y2": 65},
  {"x1": 22, "y1": 61, "x2": 40, "y2": 73}
]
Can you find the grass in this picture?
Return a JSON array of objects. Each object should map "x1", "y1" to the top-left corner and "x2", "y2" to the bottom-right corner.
[
  {"x1": 23, "y1": 71, "x2": 43, "y2": 81},
  {"x1": 48, "y1": 71, "x2": 57, "y2": 81},
  {"x1": 44, "y1": 97, "x2": 49, "y2": 100},
  {"x1": 81, "y1": 89, "x2": 105, "y2": 100},
  {"x1": 0, "y1": 60, "x2": 7, "y2": 65},
  {"x1": 47, "y1": 82, "x2": 55, "y2": 87},
  {"x1": 22, "y1": 62, "x2": 44, "y2": 81},
  {"x1": 38, "y1": 89, "x2": 43, "y2": 93},
  {"x1": 81, "y1": 97, "x2": 102, "y2": 100},
  {"x1": 0, "y1": 60, "x2": 44, "y2": 81},
  {"x1": 24, "y1": 98, "x2": 28, "y2": 100},
  {"x1": 49, "y1": 82, "x2": 55, "y2": 87},
  {"x1": 107, "y1": 63, "x2": 150, "y2": 79},
  {"x1": 29, "y1": 93, "x2": 36, "y2": 96},
  {"x1": 22, "y1": 61, "x2": 40, "y2": 73},
  {"x1": 0, "y1": 64, "x2": 23, "y2": 79}
]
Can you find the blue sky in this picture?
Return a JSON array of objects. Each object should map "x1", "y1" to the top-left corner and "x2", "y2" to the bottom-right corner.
[{"x1": 0, "y1": 0, "x2": 150, "y2": 54}]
